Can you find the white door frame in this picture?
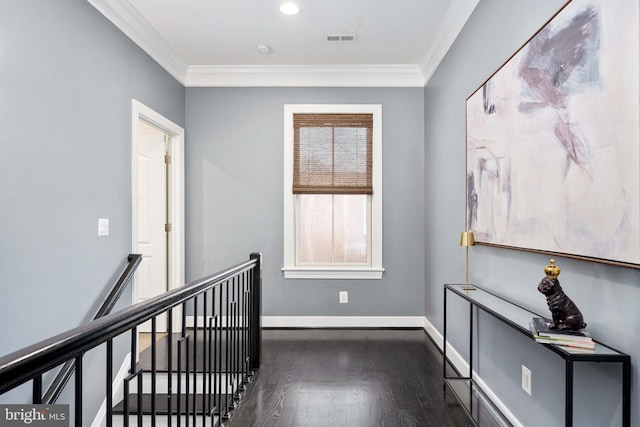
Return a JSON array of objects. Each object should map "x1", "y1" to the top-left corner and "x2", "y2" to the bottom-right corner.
[{"x1": 131, "y1": 99, "x2": 185, "y2": 333}]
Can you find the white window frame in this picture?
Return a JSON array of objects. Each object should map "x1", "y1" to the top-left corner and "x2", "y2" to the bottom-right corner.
[{"x1": 282, "y1": 104, "x2": 384, "y2": 279}]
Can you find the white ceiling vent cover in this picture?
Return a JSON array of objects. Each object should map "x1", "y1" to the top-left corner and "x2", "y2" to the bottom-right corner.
[{"x1": 327, "y1": 34, "x2": 357, "y2": 42}]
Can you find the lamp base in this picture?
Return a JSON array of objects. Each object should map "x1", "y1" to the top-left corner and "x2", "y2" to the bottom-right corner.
[{"x1": 461, "y1": 284, "x2": 476, "y2": 291}]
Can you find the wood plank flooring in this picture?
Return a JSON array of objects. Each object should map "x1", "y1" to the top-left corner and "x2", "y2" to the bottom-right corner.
[{"x1": 226, "y1": 329, "x2": 500, "y2": 427}]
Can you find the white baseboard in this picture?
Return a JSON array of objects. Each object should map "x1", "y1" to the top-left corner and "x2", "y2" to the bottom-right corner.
[
  {"x1": 91, "y1": 353, "x2": 131, "y2": 427},
  {"x1": 262, "y1": 316, "x2": 425, "y2": 328},
  {"x1": 422, "y1": 316, "x2": 470, "y2": 376},
  {"x1": 186, "y1": 315, "x2": 425, "y2": 329},
  {"x1": 422, "y1": 317, "x2": 523, "y2": 427}
]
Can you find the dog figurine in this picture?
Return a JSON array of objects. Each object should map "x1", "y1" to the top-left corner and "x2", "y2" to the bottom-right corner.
[{"x1": 537, "y1": 276, "x2": 586, "y2": 331}]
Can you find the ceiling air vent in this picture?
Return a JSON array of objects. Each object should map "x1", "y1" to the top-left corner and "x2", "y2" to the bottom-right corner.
[{"x1": 327, "y1": 34, "x2": 357, "y2": 42}]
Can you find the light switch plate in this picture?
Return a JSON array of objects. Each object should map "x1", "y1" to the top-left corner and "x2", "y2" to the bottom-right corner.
[
  {"x1": 522, "y1": 365, "x2": 532, "y2": 396},
  {"x1": 98, "y1": 218, "x2": 109, "y2": 237}
]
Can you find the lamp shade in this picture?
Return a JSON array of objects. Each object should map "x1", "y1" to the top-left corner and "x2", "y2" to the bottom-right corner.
[{"x1": 460, "y1": 231, "x2": 475, "y2": 247}]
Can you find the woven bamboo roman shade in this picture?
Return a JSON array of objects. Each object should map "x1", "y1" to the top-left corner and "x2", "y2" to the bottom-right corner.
[{"x1": 293, "y1": 113, "x2": 373, "y2": 194}]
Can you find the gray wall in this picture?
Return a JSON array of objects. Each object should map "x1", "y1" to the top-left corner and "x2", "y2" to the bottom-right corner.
[
  {"x1": 3, "y1": 0, "x2": 636, "y2": 425},
  {"x1": 0, "y1": 0, "x2": 185, "y2": 423},
  {"x1": 185, "y1": 87, "x2": 425, "y2": 317},
  {"x1": 425, "y1": 0, "x2": 639, "y2": 426}
]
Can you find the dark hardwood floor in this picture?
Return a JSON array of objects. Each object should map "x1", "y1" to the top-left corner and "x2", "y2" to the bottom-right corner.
[{"x1": 226, "y1": 329, "x2": 502, "y2": 427}]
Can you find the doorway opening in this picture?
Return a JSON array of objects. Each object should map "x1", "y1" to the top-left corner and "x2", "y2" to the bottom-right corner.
[{"x1": 131, "y1": 100, "x2": 185, "y2": 335}]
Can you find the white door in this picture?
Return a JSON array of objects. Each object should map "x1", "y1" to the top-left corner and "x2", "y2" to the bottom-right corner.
[
  {"x1": 132, "y1": 99, "x2": 185, "y2": 336},
  {"x1": 136, "y1": 120, "x2": 169, "y2": 332}
]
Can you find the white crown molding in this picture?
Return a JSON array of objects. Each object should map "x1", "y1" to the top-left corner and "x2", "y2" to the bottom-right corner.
[
  {"x1": 89, "y1": 0, "x2": 477, "y2": 87},
  {"x1": 87, "y1": 0, "x2": 189, "y2": 84},
  {"x1": 185, "y1": 64, "x2": 426, "y2": 87},
  {"x1": 420, "y1": 0, "x2": 480, "y2": 85}
]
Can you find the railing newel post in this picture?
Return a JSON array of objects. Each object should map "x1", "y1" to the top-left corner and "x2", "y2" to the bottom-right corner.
[{"x1": 249, "y1": 253, "x2": 262, "y2": 371}]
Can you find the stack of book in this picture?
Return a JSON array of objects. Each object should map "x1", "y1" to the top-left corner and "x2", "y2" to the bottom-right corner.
[{"x1": 530, "y1": 317, "x2": 594, "y2": 351}]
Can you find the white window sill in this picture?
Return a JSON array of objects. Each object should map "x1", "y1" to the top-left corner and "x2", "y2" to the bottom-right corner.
[{"x1": 282, "y1": 267, "x2": 385, "y2": 280}]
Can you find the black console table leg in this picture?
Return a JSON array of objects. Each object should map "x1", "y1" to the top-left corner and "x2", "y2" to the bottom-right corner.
[
  {"x1": 443, "y1": 288, "x2": 447, "y2": 392},
  {"x1": 622, "y1": 360, "x2": 630, "y2": 427},
  {"x1": 565, "y1": 360, "x2": 573, "y2": 427},
  {"x1": 469, "y1": 302, "x2": 474, "y2": 417}
]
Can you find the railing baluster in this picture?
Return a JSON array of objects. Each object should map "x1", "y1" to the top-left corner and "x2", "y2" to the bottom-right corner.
[
  {"x1": 234, "y1": 275, "x2": 240, "y2": 397},
  {"x1": 232, "y1": 300, "x2": 238, "y2": 403},
  {"x1": 207, "y1": 289, "x2": 215, "y2": 419},
  {"x1": 215, "y1": 283, "x2": 222, "y2": 425},
  {"x1": 130, "y1": 327, "x2": 137, "y2": 376},
  {"x1": 32, "y1": 375, "x2": 42, "y2": 404},
  {"x1": 236, "y1": 276, "x2": 241, "y2": 394},
  {"x1": 128, "y1": 327, "x2": 136, "y2": 427},
  {"x1": 75, "y1": 355, "x2": 83, "y2": 427},
  {"x1": 248, "y1": 267, "x2": 254, "y2": 377},
  {"x1": 230, "y1": 276, "x2": 236, "y2": 406},
  {"x1": 215, "y1": 314, "x2": 221, "y2": 427},
  {"x1": 167, "y1": 308, "x2": 173, "y2": 427},
  {"x1": 152, "y1": 316, "x2": 157, "y2": 427},
  {"x1": 106, "y1": 340, "x2": 113, "y2": 427},
  {"x1": 241, "y1": 274, "x2": 245, "y2": 387},
  {"x1": 244, "y1": 287, "x2": 250, "y2": 386},
  {"x1": 180, "y1": 301, "x2": 187, "y2": 427},
  {"x1": 136, "y1": 365, "x2": 143, "y2": 427},
  {"x1": 177, "y1": 335, "x2": 188, "y2": 427},
  {"x1": 206, "y1": 316, "x2": 212, "y2": 420},
  {"x1": 224, "y1": 279, "x2": 230, "y2": 420},
  {"x1": 243, "y1": 272, "x2": 247, "y2": 385},
  {"x1": 192, "y1": 294, "x2": 198, "y2": 427},
  {"x1": 123, "y1": 369, "x2": 143, "y2": 427},
  {"x1": 185, "y1": 335, "x2": 191, "y2": 427},
  {"x1": 123, "y1": 373, "x2": 131, "y2": 427},
  {"x1": 182, "y1": 302, "x2": 187, "y2": 337},
  {"x1": 203, "y1": 290, "x2": 209, "y2": 426},
  {"x1": 244, "y1": 267, "x2": 251, "y2": 388}
]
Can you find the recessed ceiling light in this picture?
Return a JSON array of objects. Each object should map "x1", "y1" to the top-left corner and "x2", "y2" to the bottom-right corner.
[{"x1": 280, "y1": 2, "x2": 299, "y2": 15}]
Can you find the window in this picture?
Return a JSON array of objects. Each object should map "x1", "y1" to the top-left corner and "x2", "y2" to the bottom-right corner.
[{"x1": 283, "y1": 105, "x2": 383, "y2": 279}]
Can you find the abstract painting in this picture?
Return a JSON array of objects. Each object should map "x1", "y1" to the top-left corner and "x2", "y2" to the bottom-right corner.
[{"x1": 466, "y1": 0, "x2": 640, "y2": 265}]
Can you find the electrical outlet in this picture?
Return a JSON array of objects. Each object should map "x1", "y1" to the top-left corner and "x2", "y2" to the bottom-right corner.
[
  {"x1": 339, "y1": 291, "x2": 348, "y2": 304},
  {"x1": 522, "y1": 365, "x2": 532, "y2": 396}
]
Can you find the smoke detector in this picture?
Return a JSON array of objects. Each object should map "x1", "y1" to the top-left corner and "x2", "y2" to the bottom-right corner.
[{"x1": 256, "y1": 44, "x2": 272, "y2": 54}]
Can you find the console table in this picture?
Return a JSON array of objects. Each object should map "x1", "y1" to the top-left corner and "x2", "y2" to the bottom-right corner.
[{"x1": 443, "y1": 284, "x2": 631, "y2": 427}]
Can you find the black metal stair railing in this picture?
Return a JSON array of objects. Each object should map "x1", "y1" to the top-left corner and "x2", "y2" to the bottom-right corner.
[
  {"x1": 0, "y1": 252, "x2": 262, "y2": 427},
  {"x1": 42, "y1": 253, "x2": 143, "y2": 405}
]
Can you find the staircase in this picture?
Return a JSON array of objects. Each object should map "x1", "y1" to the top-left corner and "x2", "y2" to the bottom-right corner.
[{"x1": 111, "y1": 330, "x2": 252, "y2": 427}]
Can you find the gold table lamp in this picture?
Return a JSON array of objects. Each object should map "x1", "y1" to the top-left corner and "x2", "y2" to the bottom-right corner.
[{"x1": 460, "y1": 231, "x2": 476, "y2": 291}]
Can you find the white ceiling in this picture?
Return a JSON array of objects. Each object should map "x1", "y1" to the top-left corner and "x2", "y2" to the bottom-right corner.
[{"x1": 88, "y1": 0, "x2": 479, "y2": 87}]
